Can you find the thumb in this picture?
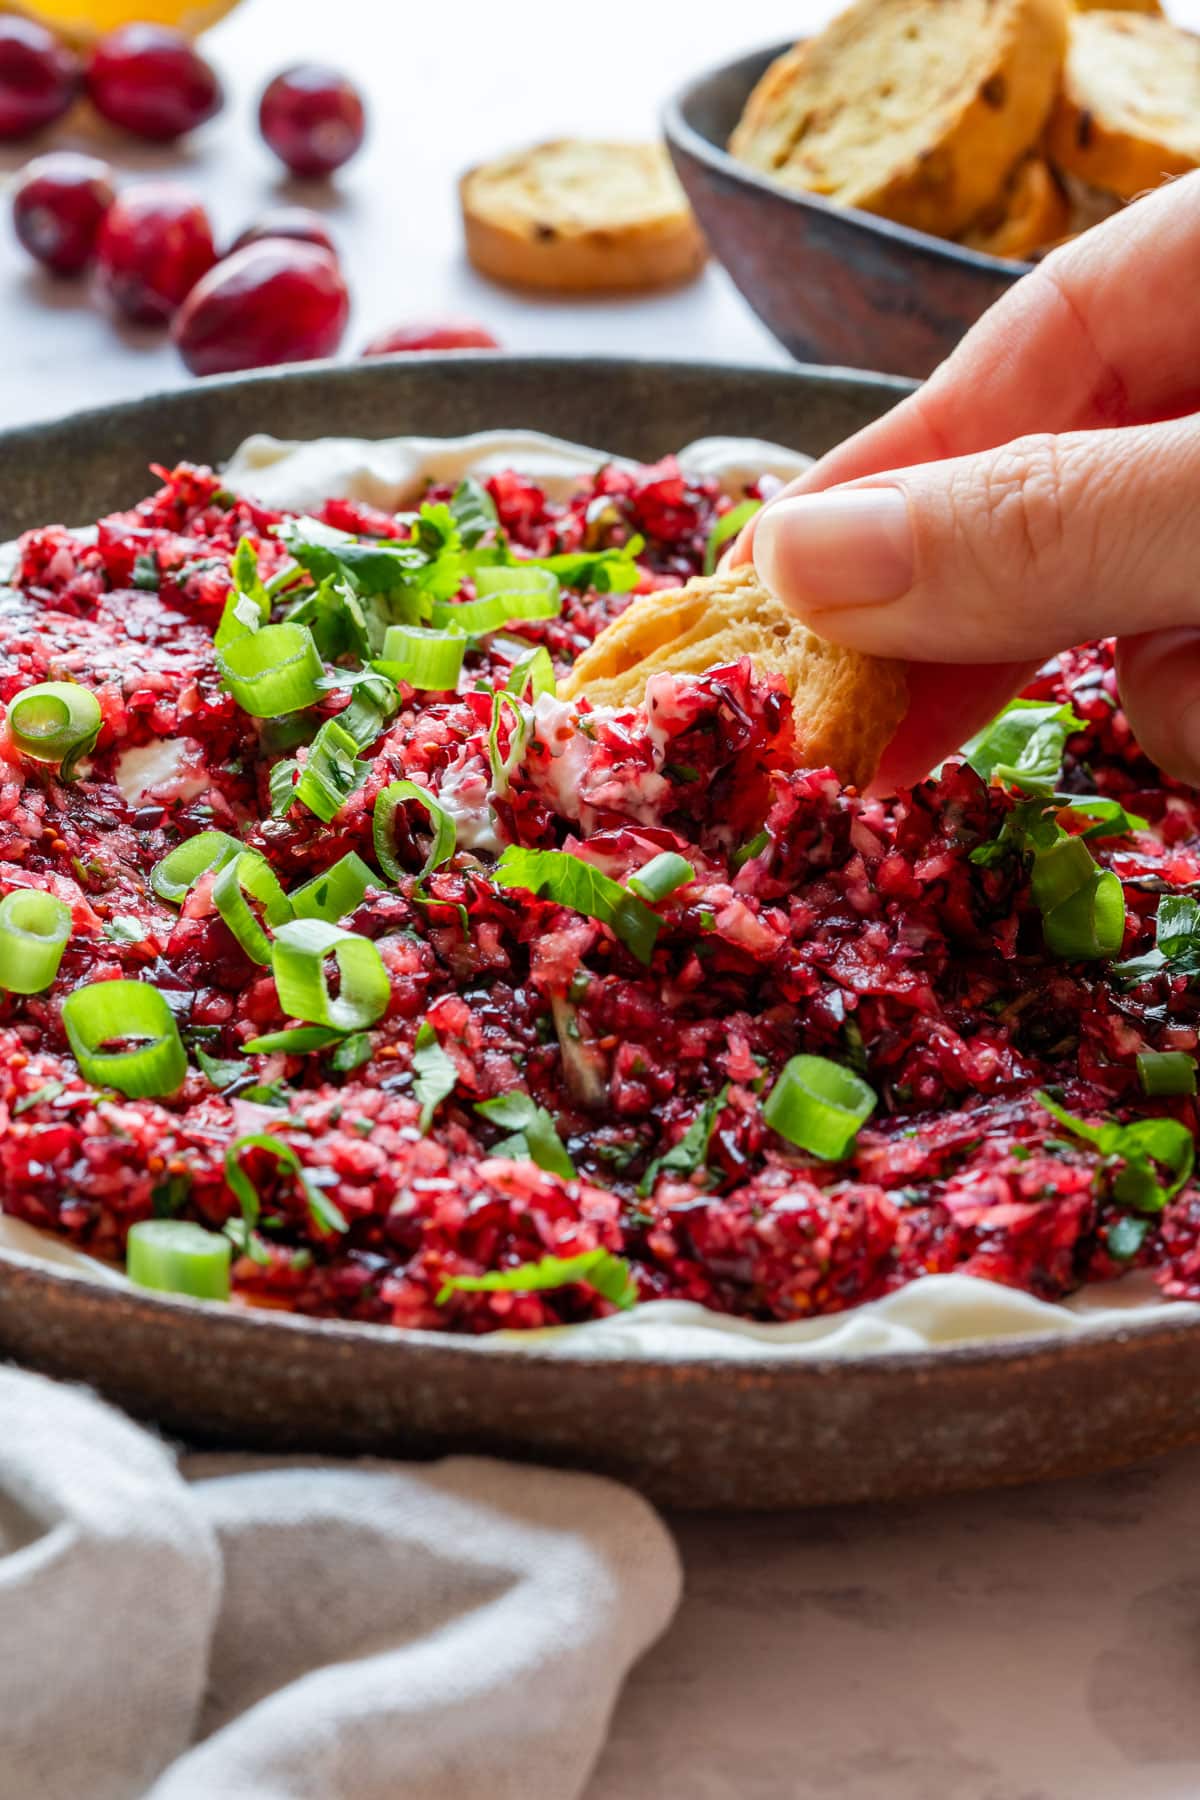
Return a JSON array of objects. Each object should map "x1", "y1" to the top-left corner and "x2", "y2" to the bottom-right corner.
[{"x1": 752, "y1": 415, "x2": 1200, "y2": 663}]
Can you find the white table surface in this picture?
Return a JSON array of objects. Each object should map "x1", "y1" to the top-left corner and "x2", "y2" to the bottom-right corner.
[{"x1": 4, "y1": 3, "x2": 1200, "y2": 1796}]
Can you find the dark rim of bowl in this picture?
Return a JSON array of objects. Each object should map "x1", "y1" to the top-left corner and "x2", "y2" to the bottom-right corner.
[
  {"x1": 663, "y1": 39, "x2": 1035, "y2": 280},
  {"x1": 0, "y1": 348, "x2": 1185, "y2": 1382}
]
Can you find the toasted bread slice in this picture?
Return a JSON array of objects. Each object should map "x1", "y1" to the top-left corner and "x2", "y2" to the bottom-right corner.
[
  {"x1": 559, "y1": 564, "x2": 906, "y2": 790},
  {"x1": 960, "y1": 154, "x2": 1071, "y2": 258},
  {"x1": 1047, "y1": 13, "x2": 1200, "y2": 198},
  {"x1": 729, "y1": 0, "x2": 1068, "y2": 238},
  {"x1": 1070, "y1": 0, "x2": 1159, "y2": 14},
  {"x1": 459, "y1": 140, "x2": 707, "y2": 293}
]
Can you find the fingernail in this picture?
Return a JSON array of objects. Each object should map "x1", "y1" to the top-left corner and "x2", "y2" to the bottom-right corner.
[{"x1": 753, "y1": 486, "x2": 915, "y2": 613}]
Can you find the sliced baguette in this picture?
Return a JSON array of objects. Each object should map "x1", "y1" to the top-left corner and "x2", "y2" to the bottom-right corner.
[
  {"x1": 559, "y1": 563, "x2": 906, "y2": 790},
  {"x1": 1047, "y1": 13, "x2": 1200, "y2": 198},
  {"x1": 729, "y1": 0, "x2": 1069, "y2": 238},
  {"x1": 460, "y1": 140, "x2": 707, "y2": 293},
  {"x1": 960, "y1": 154, "x2": 1071, "y2": 259},
  {"x1": 1070, "y1": 0, "x2": 1160, "y2": 14}
]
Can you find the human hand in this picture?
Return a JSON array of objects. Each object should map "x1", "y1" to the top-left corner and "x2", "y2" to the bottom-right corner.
[{"x1": 737, "y1": 171, "x2": 1200, "y2": 791}]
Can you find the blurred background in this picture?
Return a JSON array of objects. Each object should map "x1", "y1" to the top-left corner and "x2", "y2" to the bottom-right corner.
[{"x1": 3, "y1": 0, "x2": 1200, "y2": 420}]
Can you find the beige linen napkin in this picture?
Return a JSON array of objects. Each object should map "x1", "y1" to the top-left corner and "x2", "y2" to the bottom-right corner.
[{"x1": 0, "y1": 1367, "x2": 680, "y2": 1800}]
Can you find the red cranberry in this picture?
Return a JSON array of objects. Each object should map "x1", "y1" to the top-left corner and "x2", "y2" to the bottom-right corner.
[
  {"x1": 258, "y1": 65, "x2": 365, "y2": 178},
  {"x1": 0, "y1": 17, "x2": 80, "y2": 141},
  {"x1": 362, "y1": 320, "x2": 500, "y2": 356},
  {"x1": 86, "y1": 24, "x2": 222, "y2": 142},
  {"x1": 172, "y1": 240, "x2": 350, "y2": 376},
  {"x1": 94, "y1": 185, "x2": 216, "y2": 326},
  {"x1": 230, "y1": 207, "x2": 338, "y2": 261},
  {"x1": 12, "y1": 152, "x2": 114, "y2": 276}
]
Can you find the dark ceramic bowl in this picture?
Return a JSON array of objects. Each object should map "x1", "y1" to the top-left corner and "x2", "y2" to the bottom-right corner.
[
  {"x1": 3, "y1": 353, "x2": 1199, "y2": 1512},
  {"x1": 664, "y1": 42, "x2": 1028, "y2": 380}
]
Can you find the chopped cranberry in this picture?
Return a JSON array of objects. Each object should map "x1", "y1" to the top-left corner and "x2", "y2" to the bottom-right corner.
[
  {"x1": 172, "y1": 240, "x2": 350, "y2": 376},
  {"x1": 86, "y1": 24, "x2": 222, "y2": 142},
  {"x1": 11, "y1": 152, "x2": 114, "y2": 275},
  {"x1": 230, "y1": 207, "x2": 338, "y2": 261},
  {"x1": 258, "y1": 64, "x2": 365, "y2": 178},
  {"x1": 94, "y1": 185, "x2": 216, "y2": 326},
  {"x1": 0, "y1": 16, "x2": 79, "y2": 141},
  {"x1": 362, "y1": 320, "x2": 500, "y2": 356}
]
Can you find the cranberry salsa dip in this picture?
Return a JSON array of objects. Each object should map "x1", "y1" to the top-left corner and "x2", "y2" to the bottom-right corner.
[{"x1": 3, "y1": 432, "x2": 1200, "y2": 1342}]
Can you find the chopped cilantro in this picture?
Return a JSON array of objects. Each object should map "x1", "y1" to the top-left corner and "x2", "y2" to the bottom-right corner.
[
  {"x1": 475, "y1": 1090, "x2": 575, "y2": 1179},
  {"x1": 436, "y1": 1246, "x2": 637, "y2": 1309},
  {"x1": 412, "y1": 1020, "x2": 458, "y2": 1133}
]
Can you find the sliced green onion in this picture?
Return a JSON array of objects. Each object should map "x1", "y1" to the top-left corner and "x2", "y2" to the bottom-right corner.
[
  {"x1": 216, "y1": 621, "x2": 325, "y2": 718},
  {"x1": 0, "y1": 888, "x2": 71, "y2": 993},
  {"x1": 150, "y1": 830, "x2": 242, "y2": 905},
  {"x1": 1030, "y1": 835, "x2": 1096, "y2": 913},
  {"x1": 212, "y1": 851, "x2": 291, "y2": 965},
  {"x1": 492, "y1": 846, "x2": 661, "y2": 966},
  {"x1": 243, "y1": 1023, "x2": 342, "y2": 1054},
  {"x1": 488, "y1": 690, "x2": 528, "y2": 796},
  {"x1": 289, "y1": 852, "x2": 374, "y2": 923},
  {"x1": 214, "y1": 541, "x2": 270, "y2": 650},
  {"x1": 627, "y1": 852, "x2": 695, "y2": 904},
  {"x1": 1040, "y1": 867, "x2": 1126, "y2": 961},
  {"x1": 430, "y1": 565, "x2": 560, "y2": 634},
  {"x1": 61, "y1": 979, "x2": 187, "y2": 1098},
  {"x1": 291, "y1": 719, "x2": 368, "y2": 824},
  {"x1": 703, "y1": 498, "x2": 761, "y2": 575},
  {"x1": 377, "y1": 624, "x2": 466, "y2": 691},
  {"x1": 504, "y1": 645, "x2": 556, "y2": 701},
  {"x1": 763, "y1": 1054, "x2": 877, "y2": 1160},
  {"x1": 475, "y1": 1090, "x2": 575, "y2": 1178},
  {"x1": 1136, "y1": 1050, "x2": 1197, "y2": 1097},
  {"x1": 436, "y1": 1247, "x2": 636, "y2": 1309},
  {"x1": 127, "y1": 1219, "x2": 231, "y2": 1302},
  {"x1": 271, "y1": 918, "x2": 390, "y2": 1032},
  {"x1": 412, "y1": 1018, "x2": 457, "y2": 1132},
  {"x1": 8, "y1": 681, "x2": 102, "y2": 777},
  {"x1": 373, "y1": 779, "x2": 456, "y2": 883}
]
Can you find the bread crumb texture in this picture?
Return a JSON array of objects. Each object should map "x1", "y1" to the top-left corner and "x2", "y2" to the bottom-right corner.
[{"x1": 560, "y1": 562, "x2": 907, "y2": 790}]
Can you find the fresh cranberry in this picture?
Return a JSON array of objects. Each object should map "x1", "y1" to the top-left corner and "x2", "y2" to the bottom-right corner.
[
  {"x1": 172, "y1": 240, "x2": 350, "y2": 376},
  {"x1": 258, "y1": 65, "x2": 365, "y2": 178},
  {"x1": 0, "y1": 17, "x2": 80, "y2": 141},
  {"x1": 12, "y1": 152, "x2": 114, "y2": 275},
  {"x1": 94, "y1": 185, "x2": 217, "y2": 326},
  {"x1": 230, "y1": 207, "x2": 338, "y2": 261},
  {"x1": 362, "y1": 320, "x2": 500, "y2": 356},
  {"x1": 86, "y1": 23, "x2": 221, "y2": 142}
]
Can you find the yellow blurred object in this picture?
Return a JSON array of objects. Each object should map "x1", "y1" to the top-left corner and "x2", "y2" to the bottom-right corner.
[{"x1": 14, "y1": 0, "x2": 241, "y2": 38}]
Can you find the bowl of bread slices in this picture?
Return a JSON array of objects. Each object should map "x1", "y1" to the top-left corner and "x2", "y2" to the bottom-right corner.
[{"x1": 665, "y1": 0, "x2": 1199, "y2": 377}]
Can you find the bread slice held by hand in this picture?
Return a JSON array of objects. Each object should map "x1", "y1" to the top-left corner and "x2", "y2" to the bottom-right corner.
[
  {"x1": 460, "y1": 140, "x2": 707, "y2": 293},
  {"x1": 1047, "y1": 13, "x2": 1200, "y2": 198},
  {"x1": 559, "y1": 564, "x2": 907, "y2": 791},
  {"x1": 729, "y1": 0, "x2": 1068, "y2": 238}
]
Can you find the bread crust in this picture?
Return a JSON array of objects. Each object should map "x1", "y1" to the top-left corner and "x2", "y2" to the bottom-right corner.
[
  {"x1": 960, "y1": 155, "x2": 1071, "y2": 258},
  {"x1": 1046, "y1": 13, "x2": 1200, "y2": 198},
  {"x1": 559, "y1": 563, "x2": 906, "y2": 790},
  {"x1": 729, "y1": 0, "x2": 1068, "y2": 238},
  {"x1": 460, "y1": 140, "x2": 707, "y2": 293}
]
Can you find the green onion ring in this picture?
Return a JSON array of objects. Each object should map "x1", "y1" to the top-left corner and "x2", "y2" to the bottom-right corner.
[
  {"x1": 763, "y1": 1054, "x2": 877, "y2": 1161},
  {"x1": 626, "y1": 851, "x2": 695, "y2": 904},
  {"x1": 288, "y1": 852, "x2": 375, "y2": 923},
  {"x1": 212, "y1": 852, "x2": 292, "y2": 965},
  {"x1": 61, "y1": 979, "x2": 188, "y2": 1098},
  {"x1": 150, "y1": 831, "x2": 242, "y2": 905},
  {"x1": 1136, "y1": 1049, "x2": 1197, "y2": 1098},
  {"x1": 270, "y1": 918, "x2": 391, "y2": 1032},
  {"x1": 377, "y1": 624, "x2": 467, "y2": 691},
  {"x1": 216, "y1": 621, "x2": 325, "y2": 718},
  {"x1": 8, "y1": 681, "x2": 102, "y2": 778},
  {"x1": 373, "y1": 780, "x2": 456, "y2": 883},
  {"x1": 126, "y1": 1219, "x2": 231, "y2": 1301},
  {"x1": 0, "y1": 887, "x2": 71, "y2": 993}
]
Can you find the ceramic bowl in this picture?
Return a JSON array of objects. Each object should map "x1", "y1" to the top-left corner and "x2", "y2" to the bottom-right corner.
[{"x1": 664, "y1": 41, "x2": 1027, "y2": 380}]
